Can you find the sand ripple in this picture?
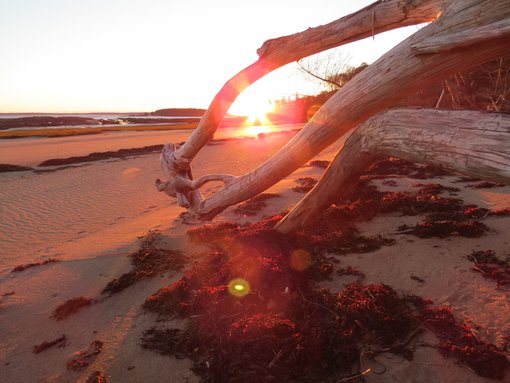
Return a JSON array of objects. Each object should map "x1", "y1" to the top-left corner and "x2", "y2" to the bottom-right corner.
[{"x1": 0, "y1": 155, "x2": 170, "y2": 269}]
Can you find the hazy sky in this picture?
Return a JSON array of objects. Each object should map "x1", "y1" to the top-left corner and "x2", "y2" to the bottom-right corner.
[{"x1": 0, "y1": 0, "x2": 420, "y2": 114}]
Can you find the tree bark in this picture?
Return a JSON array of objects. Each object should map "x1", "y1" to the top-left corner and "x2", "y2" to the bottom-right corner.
[{"x1": 274, "y1": 108, "x2": 510, "y2": 233}]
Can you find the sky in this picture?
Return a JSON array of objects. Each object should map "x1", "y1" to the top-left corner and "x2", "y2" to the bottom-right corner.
[{"x1": 0, "y1": 0, "x2": 421, "y2": 115}]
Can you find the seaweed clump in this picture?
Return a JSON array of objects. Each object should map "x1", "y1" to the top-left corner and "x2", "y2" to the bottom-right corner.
[
  {"x1": 363, "y1": 157, "x2": 452, "y2": 179},
  {"x1": 52, "y1": 297, "x2": 96, "y2": 321},
  {"x1": 85, "y1": 371, "x2": 107, "y2": 383},
  {"x1": 291, "y1": 177, "x2": 318, "y2": 193},
  {"x1": 233, "y1": 193, "x2": 281, "y2": 217},
  {"x1": 311, "y1": 180, "x2": 491, "y2": 239},
  {"x1": 143, "y1": 281, "x2": 428, "y2": 381},
  {"x1": 321, "y1": 179, "x2": 495, "y2": 239},
  {"x1": 11, "y1": 258, "x2": 59, "y2": 273},
  {"x1": 102, "y1": 230, "x2": 188, "y2": 295},
  {"x1": 468, "y1": 250, "x2": 510, "y2": 287},
  {"x1": 397, "y1": 220, "x2": 489, "y2": 238},
  {"x1": 308, "y1": 160, "x2": 330, "y2": 168},
  {"x1": 422, "y1": 306, "x2": 509, "y2": 379},
  {"x1": 67, "y1": 340, "x2": 104, "y2": 371},
  {"x1": 38, "y1": 145, "x2": 163, "y2": 166},
  {"x1": 33, "y1": 335, "x2": 67, "y2": 354},
  {"x1": 465, "y1": 181, "x2": 505, "y2": 189},
  {"x1": 142, "y1": 215, "x2": 508, "y2": 381}
]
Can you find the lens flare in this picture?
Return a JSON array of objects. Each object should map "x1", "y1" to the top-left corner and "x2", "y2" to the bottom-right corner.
[
  {"x1": 290, "y1": 249, "x2": 312, "y2": 271},
  {"x1": 228, "y1": 278, "x2": 251, "y2": 298}
]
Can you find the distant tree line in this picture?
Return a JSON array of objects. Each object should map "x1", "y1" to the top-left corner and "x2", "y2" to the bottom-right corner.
[{"x1": 269, "y1": 56, "x2": 509, "y2": 124}]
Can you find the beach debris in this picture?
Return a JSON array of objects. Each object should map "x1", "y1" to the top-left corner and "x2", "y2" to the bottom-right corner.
[
  {"x1": 102, "y1": 230, "x2": 188, "y2": 295},
  {"x1": 467, "y1": 250, "x2": 510, "y2": 287},
  {"x1": 364, "y1": 157, "x2": 453, "y2": 179},
  {"x1": 141, "y1": 328, "x2": 188, "y2": 358},
  {"x1": 32, "y1": 335, "x2": 68, "y2": 354},
  {"x1": 67, "y1": 340, "x2": 104, "y2": 371},
  {"x1": 465, "y1": 181, "x2": 506, "y2": 189},
  {"x1": 38, "y1": 145, "x2": 164, "y2": 167},
  {"x1": 176, "y1": 212, "x2": 198, "y2": 225},
  {"x1": 233, "y1": 193, "x2": 281, "y2": 217},
  {"x1": 412, "y1": 183, "x2": 460, "y2": 195},
  {"x1": 489, "y1": 208, "x2": 510, "y2": 217},
  {"x1": 11, "y1": 258, "x2": 60, "y2": 273},
  {"x1": 51, "y1": 297, "x2": 96, "y2": 321},
  {"x1": 463, "y1": 207, "x2": 491, "y2": 219},
  {"x1": 85, "y1": 371, "x2": 107, "y2": 383},
  {"x1": 397, "y1": 220, "x2": 489, "y2": 238},
  {"x1": 381, "y1": 179, "x2": 398, "y2": 187},
  {"x1": 336, "y1": 266, "x2": 365, "y2": 282},
  {"x1": 454, "y1": 176, "x2": 482, "y2": 183},
  {"x1": 142, "y1": 207, "x2": 510, "y2": 380},
  {"x1": 410, "y1": 275, "x2": 426, "y2": 283},
  {"x1": 422, "y1": 306, "x2": 510, "y2": 380},
  {"x1": 307, "y1": 160, "x2": 330, "y2": 169},
  {"x1": 291, "y1": 177, "x2": 318, "y2": 193}
]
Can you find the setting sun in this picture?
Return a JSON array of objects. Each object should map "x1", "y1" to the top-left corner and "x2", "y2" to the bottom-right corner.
[{"x1": 230, "y1": 92, "x2": 274, "y2": 124}]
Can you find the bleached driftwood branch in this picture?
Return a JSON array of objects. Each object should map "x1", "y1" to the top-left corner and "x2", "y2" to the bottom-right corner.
[
  {"x1": 158, "y1": 0, "x2": 510, "y2": 234},
  {"x1": 158, "y1": 0, "x2": 442, "y2": 207},
  {"x1": 275, "y1": 108, "x2": 510, "y2": 233},
  {"x1": 175, "y1": 0, "x2": 510, "y2": 219}
]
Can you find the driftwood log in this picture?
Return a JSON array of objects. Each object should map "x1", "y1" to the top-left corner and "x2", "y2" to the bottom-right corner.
[
  {"x1": 275, "y1": 108, "x2": 510, "y2": 233},
  {"x1": 157, "y1": 0, "x2": 510, "y2": 233}
]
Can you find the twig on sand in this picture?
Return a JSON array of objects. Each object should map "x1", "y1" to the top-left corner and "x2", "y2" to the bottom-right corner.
[{"x1": 335, "y1": 368, "x2": 372, "y2": 382}]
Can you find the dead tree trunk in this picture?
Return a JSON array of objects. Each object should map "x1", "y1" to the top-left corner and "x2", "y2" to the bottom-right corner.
[
  {"x1": 275, "y1": 108, "x2": 510, "y2": 233},
  {"x1": 157, "y1": 0, "x2": 510, "y2": 232}
]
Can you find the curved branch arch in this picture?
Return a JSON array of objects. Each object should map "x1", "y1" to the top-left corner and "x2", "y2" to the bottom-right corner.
[{"x1": 157, "y1": 0, "x2": 510, "y2": 233}]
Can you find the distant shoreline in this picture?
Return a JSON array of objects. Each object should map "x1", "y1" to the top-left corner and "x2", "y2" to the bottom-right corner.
[
  {"x1": 0, "y1": 122, "x2": 200, "y2": 139},
  {"x1": 0, "y1": 108, "x2": 249, "y2": 136}
]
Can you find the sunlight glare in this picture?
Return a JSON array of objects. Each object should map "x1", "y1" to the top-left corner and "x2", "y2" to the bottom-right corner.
[
  {"x1": 230, "y1": 92, "x2": 274, "y2": 124},
  {"x1": 228, "y1": 278, "x2": 251, "y2": 298},
  {"x1": 290, "y1": 249, "x2": 312, "y2": 271}
]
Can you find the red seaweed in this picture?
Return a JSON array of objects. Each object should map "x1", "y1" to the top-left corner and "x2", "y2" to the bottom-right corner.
[
  {"x1": 421, "y1": 306, "x2": 509, "y2": 379},
  {"x1": 67, "y1": 340, "x2": 103, "y2": 371},
  {"x1": 102, "y1": 230, "x2": 188, "y2": 295},
  {"x1": 468, "y1": 250, "x2": 510, "y2": 287},
  {"x1": 233, "y1": 193, "x2": 281, "y2": 217},
  {"x1": 291, "y1": 177, "x2": 318, "y2": 193},
  {"x1": 85, "y1": 371, "x2": 107, "y2": 383},
  {"x1": 52, "y1": 297, "x2": 96, "y2": 321},
  {"x1": 308, "y1": 160, "x2": 330, "y2": 169},
  {"x1": 33, "y1": 335, "x2": 67, "y2": 353},
  {"x1": 139, "y1": 157, "x2": 510, "y2": 381},
  {"x1": 11, "y1": 258, "x2": 59, "y2": 273},
  {"x1": 465, "y1": 181, "x2": 505, "y2": 189}
]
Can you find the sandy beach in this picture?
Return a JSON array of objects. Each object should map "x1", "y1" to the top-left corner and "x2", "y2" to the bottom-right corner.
[{"x1": 0, "y1": 127, "x2": 509, "y2": 382}]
